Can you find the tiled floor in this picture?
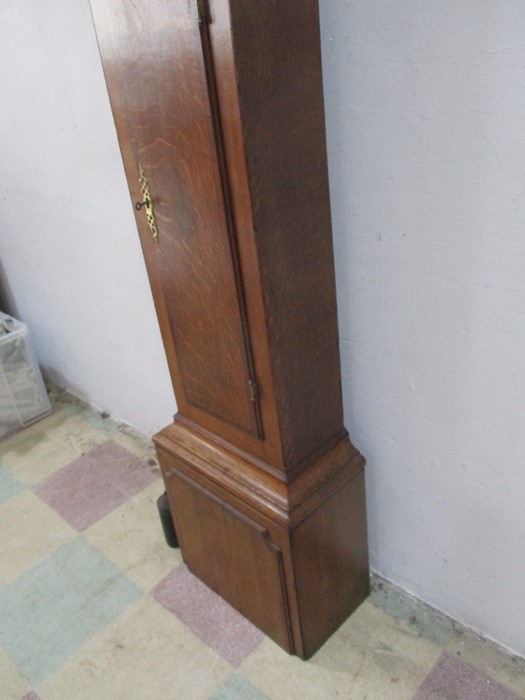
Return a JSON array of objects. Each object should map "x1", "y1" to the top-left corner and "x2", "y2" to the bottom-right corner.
[{"x1": 1, "y1": 393, "x2": 525, "y2": 700}]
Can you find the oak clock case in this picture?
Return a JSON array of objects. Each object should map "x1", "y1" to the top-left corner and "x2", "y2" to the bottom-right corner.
[{"x1": 89, "y1": 0, "x2": 369, "y2": 659}]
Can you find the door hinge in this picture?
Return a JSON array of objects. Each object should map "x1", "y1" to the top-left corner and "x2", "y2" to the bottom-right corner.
[
  {"x1": 248, "y1": 380, "x2": 258, "y2": 403},
  {"x1": 194, "y1": 0, "x2": 208, "y2": 27}
]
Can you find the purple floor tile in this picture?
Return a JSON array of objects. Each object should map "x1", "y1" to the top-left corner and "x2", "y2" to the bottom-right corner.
[
  {"x1": 414, "y1": 651, "x2": 521, "y2": 700},
  {"x1": 151, "y1": 566, "x2": 264, "y2": 666},
  {"x1": 33, "y1": 441, "x2": 157, "y2": 531}
]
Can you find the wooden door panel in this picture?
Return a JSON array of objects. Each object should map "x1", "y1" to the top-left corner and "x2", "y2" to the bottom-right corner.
[
  {"x1": 166, "y1": 468, "x2": 294, "y2": 652},
  {"x1": 90, "y1": 0, "x2": 259, "y2": 438}
]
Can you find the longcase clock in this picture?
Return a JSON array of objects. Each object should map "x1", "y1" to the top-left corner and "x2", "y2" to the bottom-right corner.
[{"x1": 89, "y1": 0, "x2": 369, "y2": 658}]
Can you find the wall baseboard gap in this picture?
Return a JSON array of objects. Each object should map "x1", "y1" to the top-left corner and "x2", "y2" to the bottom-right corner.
[{"x1": 370, "y1": 570, "x2": 525, "y2": 663}]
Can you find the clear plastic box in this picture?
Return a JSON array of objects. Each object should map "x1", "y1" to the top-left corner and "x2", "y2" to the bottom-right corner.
[{"x1": 0, "y1": 312, "x2": 51, "y2": 438}]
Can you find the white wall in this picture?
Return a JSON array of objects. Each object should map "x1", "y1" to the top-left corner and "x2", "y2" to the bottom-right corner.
[
  {"x1": 0, "y1": 0, "x2": 176, "y2": 435},
  {"x1": 1, "y1": 0, "x2": 524, "y2": 656},
  {"x1": 320, "y1": 0, "x2": 525, "y2": 655}
]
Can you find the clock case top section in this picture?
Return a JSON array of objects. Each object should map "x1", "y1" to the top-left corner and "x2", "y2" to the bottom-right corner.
[{"x1": 90, "y1": 0, "x2": 348, "y2": 481}]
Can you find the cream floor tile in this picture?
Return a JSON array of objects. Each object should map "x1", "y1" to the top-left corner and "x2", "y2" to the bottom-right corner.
[
  {"x1": 112, "y1": 431, "x2": 159, "y2": 466},
  {"x1": 37, "y1": 596, "x2": 232, "y2": 700},
  {"x1": 317, "y1": 603, "x2": 442, "y2": 699},
  {"x1": 241, "y1": 602, "x2": 441, "y2": 700},
  {"x1": 369, "y1": 580, "x2": 455, "y2": 648},
  {"x1": 78, "y1": 408, "x2": 120, "y2": 436},
  {"x1": 0, "y1": 645, "x2": 30, "y2": 699},
  {"x1": 0, "y1": 491, "x2": 76, "y2": 588},
  {"x1": 448, "y1": 631, "x2": 525, "y2": 698},
  {"x1": 0, "y1": 409, "x2": 109, "y2": 485},
  {"x1": 85, "y1": 481, "x2": 182, "y2": 591},
  {"x1": 240, "y1": 638, "x2": 355, "y2": 700}
]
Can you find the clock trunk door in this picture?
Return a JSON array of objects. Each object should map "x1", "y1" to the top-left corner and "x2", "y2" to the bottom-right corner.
[{"x1": 90, "y1": 0, "x2": 262, "y2": 443}]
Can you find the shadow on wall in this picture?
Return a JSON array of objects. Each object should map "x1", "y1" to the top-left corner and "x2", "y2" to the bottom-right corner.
[{"x1": 0, "y1": 259, "x2": 18, "y2": 316}]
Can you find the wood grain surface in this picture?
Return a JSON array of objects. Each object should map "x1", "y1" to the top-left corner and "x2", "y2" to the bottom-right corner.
[
  {"x1": 90, "y1": 0, "x2": 370, "y2": 659},
  {"x1": 90, "y1": 0, "x2": 262, "y2": 443},
  {"x1": 227, "y1": 0, "x2": 345, "y2": 469}
]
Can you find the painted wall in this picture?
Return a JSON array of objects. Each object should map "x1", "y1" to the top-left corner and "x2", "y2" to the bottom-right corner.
[
  {"x1": 0, "y1": 0, "x2": 176, "y2": 435},
  {"x1": 320, "y1": 0, "x2": 525, "y2": 655},
  {"x1": 0, "y1": 0, "x2": 524, "y2": 656}
]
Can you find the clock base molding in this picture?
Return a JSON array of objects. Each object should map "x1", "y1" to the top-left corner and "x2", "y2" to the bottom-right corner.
[{"x1": 155, "y1": 420, "x2": 369, "y2": 659}]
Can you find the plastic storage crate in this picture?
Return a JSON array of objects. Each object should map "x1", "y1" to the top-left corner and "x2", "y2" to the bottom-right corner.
[{"x1": 0, "y1": 312, "x2": 51, "y2": 438}]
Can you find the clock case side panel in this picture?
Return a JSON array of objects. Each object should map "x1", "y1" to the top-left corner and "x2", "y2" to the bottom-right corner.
[{"x1": 225, "y1": 0, "x2": 348, "y2": 473}]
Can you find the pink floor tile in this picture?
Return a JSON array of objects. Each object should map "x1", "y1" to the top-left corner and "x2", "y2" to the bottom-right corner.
[
  {"x1": 33, "y1": 441, "x2": 158, "y2": 531},
  {"x1": 152, "y1": 566, "x2": 264, "y2": 667},
  {"x1": 414, "y1": 651, "x2": 522, "y2": 700}
]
